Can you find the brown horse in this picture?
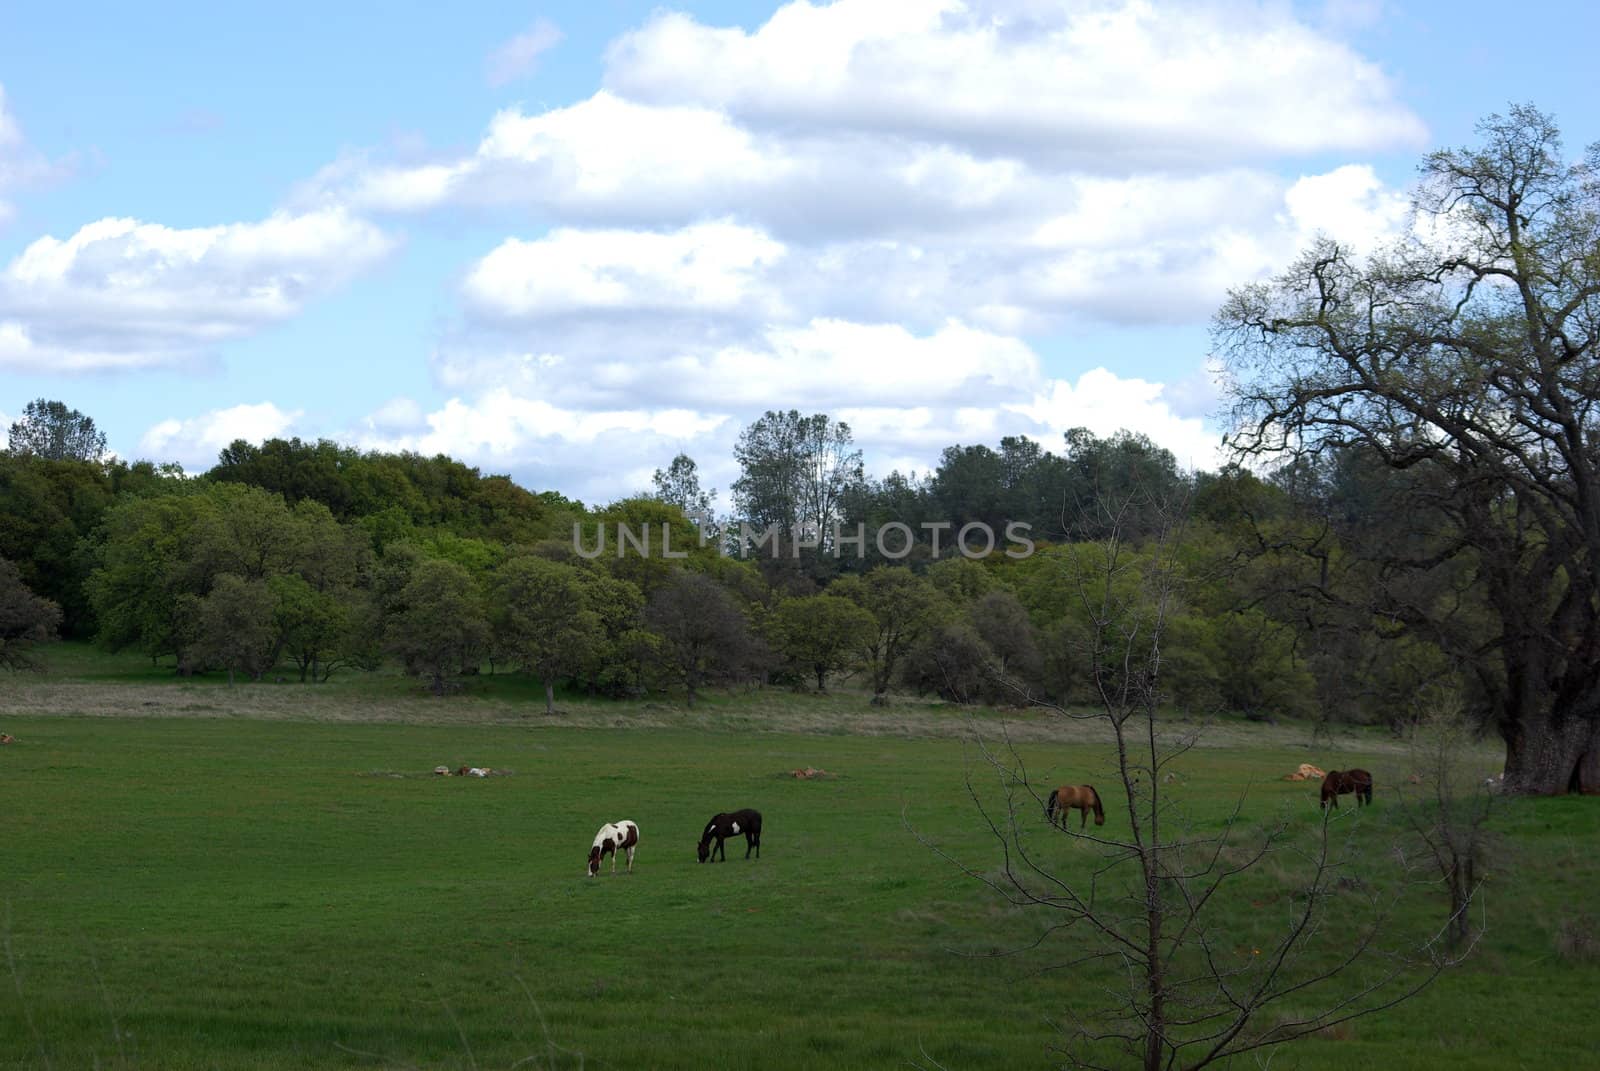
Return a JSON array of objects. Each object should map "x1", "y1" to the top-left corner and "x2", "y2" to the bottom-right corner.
[
  {"x1": 1320, "y1": 769, "x2": 1374, "y2": 810},
  {"x1": 1046, "y1": 785, "x2": 1105, "y2": 829}
]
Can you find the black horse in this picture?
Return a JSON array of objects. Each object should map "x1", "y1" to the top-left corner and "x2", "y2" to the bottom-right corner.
[{"x1": 698, "y1": 809, "x2": 762, "y2": 862}]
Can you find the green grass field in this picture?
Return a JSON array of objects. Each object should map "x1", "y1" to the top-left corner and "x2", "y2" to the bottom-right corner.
[{"x1": 3, "y1": 649, "x2": 1598, "y2": 1069}]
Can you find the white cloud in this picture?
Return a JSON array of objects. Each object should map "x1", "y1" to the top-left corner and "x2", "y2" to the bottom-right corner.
[
  {"x1": 485, "y1": 19, "x2": 564, "y2": 86},
  {"x1": 1008, "y1": 367, "x2": 1227, "y2": 470},
  {"x1": 447, "y1": 158, "x2": 1411, "y2": 349},
  {"x1": 666, "y1": 319, "x2": 1041, "y2": 409},
  {"x1": 0, "y1": 320, "x2": 175, "y2": 372},
  {"x1": 604, "y1": 0, "x2": 1425, "y2": 166},
  {"x1": 139, "y1": 402, "x2": 303, "y2": 468},
  {"x1": 363, "y1": 396, "x2": 426, "y2": 433},
  {"x1": 1280, "y1": 164, "x2": 1410, "y2": 253},
  {"x1": 464, "y1": 221, "x2": 788, "y2": 321},
  {"x1": 0, "y1": 208, "x2": 395, "y2": 370},
  {"x1": 302, "y1": 92, "x2": 793, "y2": 224},
  {"x1": 433, "y1": 314, "x2": 1045, "y2": 413}
]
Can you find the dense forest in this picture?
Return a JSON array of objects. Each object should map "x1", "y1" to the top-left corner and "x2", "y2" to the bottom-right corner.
[{"x1": 0, "y1": 403, "x2": 1452, "y2": 734}]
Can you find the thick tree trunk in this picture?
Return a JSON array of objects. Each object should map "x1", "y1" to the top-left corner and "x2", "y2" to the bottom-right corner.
[
  {"x1": 544, "y1": 678, "x2": 555, "y2": 715},
  {"x1": 1501, "y1": 713, "x2": 1600, "y2": 795}
]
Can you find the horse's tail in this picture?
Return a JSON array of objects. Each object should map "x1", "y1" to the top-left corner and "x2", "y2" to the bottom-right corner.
[
  {"x1": 1089, "y1": 787, "x2": 1105, "y2": 825},
  {"x1": 1045, "y1": 790, "x2": 1058, "y2": 822}
]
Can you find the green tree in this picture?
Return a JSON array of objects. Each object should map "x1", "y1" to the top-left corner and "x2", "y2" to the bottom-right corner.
[
  {"x1": 651, "y1": 453, "x2": 716, "y2": 518},
  {"x1": 968, "y1": 588, "x2": 1039, "y2": 680},
  {"x1": 7, "y1": 399, "x2": 107, "y2": 461},
  {"x1": 491, "y1": 556, "x2": 606, "y2": 714},
  {"x1": 770, "y1": 594, "x2": 876, "y2": 692},
  {"x1": 0, "y1": 454, "x2": 118, "y2": 636},
  {"x1": 642, "y1": 571, "x2": 761, "y2": 707},
  {"x1": 0, "y1": 556, "x2": 62, "y2": 672},
  {"x1": 384, "y1": 559, "x2": 489, "y2": 695},
  {"x1": 268, "y1": 574, "x2": 362, "y2": 682},
  {"x1": 185, "y1": 483, "x2": 301, "y2": 586},
  {"x1": 193, "y1": 574, "x2": 277, "y2": 686},
  {"x1": 1062, "y1": 428, "x2": 1188, "y2": 542},
  {"x1": 832, "y1": 567, "x2": 948, "y2": 703},
  {"x1": 590, "y1": 496, "x2": 718, "y2": 597},
  {"x1": 732, "y1": 410, "x2": 863, "y2": 542},
  {"x1": 1216, "y1": 106, "x2": 1600, "y2": 794},
  {"x1": 84, "y1": 491, "x2": 212, "y2": 669}
]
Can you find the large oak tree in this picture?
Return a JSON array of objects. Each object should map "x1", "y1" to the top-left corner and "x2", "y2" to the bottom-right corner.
[{"x1": 1216, "y1": 106, "x2": 1600, "y2": 794}]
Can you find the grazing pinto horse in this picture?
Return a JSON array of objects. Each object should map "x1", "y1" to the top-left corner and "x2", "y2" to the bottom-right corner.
[
  {"x1": 698, "y1": 809, "x2": 762, "y2": 862},
  {"x1": 587, "y1": 820, "x2": 640, "y2": 877},
  {"x1": 1320, "y1": 769, "x2": 1374, "y2": 810},
  {"x1": 1046, "y1": 785, "x2": 1105, "y2": 829}
]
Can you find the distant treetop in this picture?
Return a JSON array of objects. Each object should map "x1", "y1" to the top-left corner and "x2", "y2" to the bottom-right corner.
[{"x1": 7, "y1": 399, "x2": 108, "y2": 462}]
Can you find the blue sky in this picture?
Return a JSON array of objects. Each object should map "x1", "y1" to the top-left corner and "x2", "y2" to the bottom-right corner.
[{"x1": 1, "y1": 0, "x2": 1596, "y2": 504}]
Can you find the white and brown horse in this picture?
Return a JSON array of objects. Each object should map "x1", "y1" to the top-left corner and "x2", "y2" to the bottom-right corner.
[{"x1": 587, "y1": 820, "x2": 640, "y2": 877}]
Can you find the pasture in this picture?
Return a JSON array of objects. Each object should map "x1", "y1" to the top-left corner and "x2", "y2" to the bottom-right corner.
[{"x1": 3, "y1": 659, "x2": 1599, "y2": 1068}]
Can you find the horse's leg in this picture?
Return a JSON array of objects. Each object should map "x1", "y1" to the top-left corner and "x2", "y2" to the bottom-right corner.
[
  {"x1": 1080, "y1": 805, "x2": 1088, "y2": 830},
  {"x1": 745, "y1": 833, "x2": 753, "y2": 859},
  {"x1": 626, "y1": 846, "x2": 635, "y2": 872}
]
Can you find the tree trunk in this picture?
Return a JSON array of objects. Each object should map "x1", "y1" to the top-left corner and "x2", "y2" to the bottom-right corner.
[
  {"x1": 815, "y1": 665, "x2": 826, "y2": 692},
  {"x1": 1501, "y1": 712, "x2": 1600, "y2": 795},
  {"x1": 544, "y1": 678, "x2": 555, "y2": 716}
]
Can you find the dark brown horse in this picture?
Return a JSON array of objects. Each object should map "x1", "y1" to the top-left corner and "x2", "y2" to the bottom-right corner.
[
  {"x1": 1046, "y1": 785, "x2": 1105, "y2": 829},
  {"x1": 1320, "y1": 769, "x2": 1374, "y2": 810},
  {"x1": 698, "y1": 809, "x2": 762, "y2": 862}
]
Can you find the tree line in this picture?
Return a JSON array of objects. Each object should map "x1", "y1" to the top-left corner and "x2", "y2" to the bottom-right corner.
[{"x1": 0, "y1": 407, "x2": 1447, "y2": 727}]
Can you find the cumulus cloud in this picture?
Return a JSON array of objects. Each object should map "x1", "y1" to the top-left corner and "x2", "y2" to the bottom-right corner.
[
  {"x1": 604, "y1": 0, "x2": 1425, "y2": 166},
  {"x1": 299, "y1": 92, "x2": 804, "y2": 227},
  {"x1": 1008, "y1": 368, "x2": 1226, "y2": 470},
  {"x1": 464, "y1": 221, "x2": 788, "y2": 322},
  {"x1": 0, "y1": 208, "x2": 395, "y2": 371},
  {"x1": 485, "y1": 19, "x2": 564, "y2": 86},
  {"x1": 139, "y1": 402, "x2": 303, "y2": 468}
]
